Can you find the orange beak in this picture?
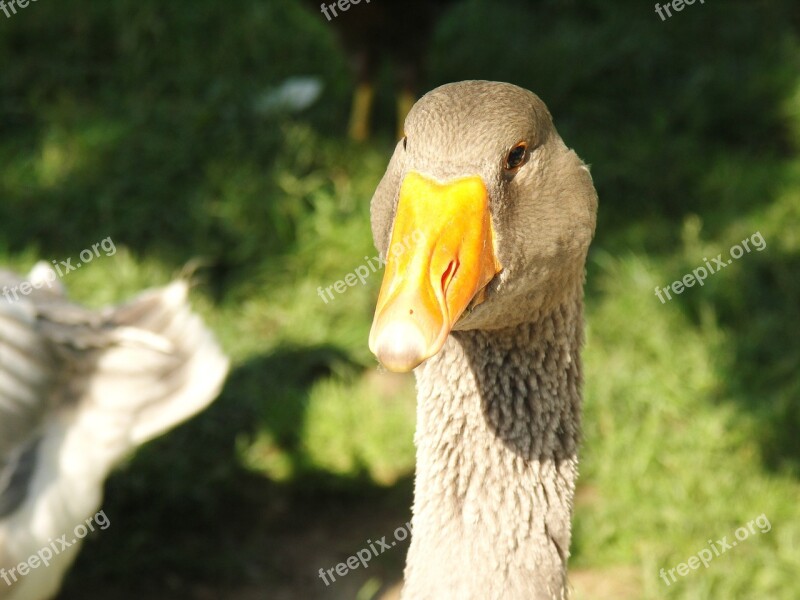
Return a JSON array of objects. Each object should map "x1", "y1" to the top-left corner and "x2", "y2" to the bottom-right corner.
[{"x1": 368, "y1": 172, "x2": 502, "y2": 372}]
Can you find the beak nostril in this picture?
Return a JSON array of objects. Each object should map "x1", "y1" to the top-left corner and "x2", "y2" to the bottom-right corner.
[{"x1": 441, "y1": 259, "x2": 459, "y2": 297}]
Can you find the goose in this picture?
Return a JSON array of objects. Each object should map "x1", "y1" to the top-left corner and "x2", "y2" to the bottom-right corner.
[
  {"x1": 305, "y1": 0, "x2": 458, "y2": 140},
  {"x1": 0, "y1": 265, "x2": 229, "y2": 600},
  {"x1": 368, "y1": 81, "x2": 598, "y2": 599}
]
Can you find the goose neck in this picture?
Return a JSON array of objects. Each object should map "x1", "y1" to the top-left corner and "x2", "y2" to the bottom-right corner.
[{"x1": 403, "y1": 296, "x2": 584, "y2": 599}]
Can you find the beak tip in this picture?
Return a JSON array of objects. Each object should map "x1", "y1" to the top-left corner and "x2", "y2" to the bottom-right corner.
[{"x1": 370, "y1": 321, "x2": 428, "y2": 373}]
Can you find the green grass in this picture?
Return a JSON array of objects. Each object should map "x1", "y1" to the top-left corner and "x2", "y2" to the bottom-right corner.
[{"x1": 1, "y1": 0, "x2": 799, "y2": 598}]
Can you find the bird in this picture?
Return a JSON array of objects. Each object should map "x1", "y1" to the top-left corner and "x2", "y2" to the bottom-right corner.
[
  {"x1": 367, "y1": 81, "x2": 598, "y2": 599},
  {"x1": 0, "y1": 265, "x2": 229, "y2": 600},
  {"x1": 306, "y1": 0, "x2": 458, "y2": 141}
]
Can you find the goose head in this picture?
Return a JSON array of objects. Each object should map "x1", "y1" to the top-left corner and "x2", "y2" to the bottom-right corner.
[{"x1": 369, "y1": 81, "x2": 597, "y2": 372}]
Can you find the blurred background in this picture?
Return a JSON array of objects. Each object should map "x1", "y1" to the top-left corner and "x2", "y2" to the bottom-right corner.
[{"x1": 1, "y1": 0, "x2": 799, "y2": 598}]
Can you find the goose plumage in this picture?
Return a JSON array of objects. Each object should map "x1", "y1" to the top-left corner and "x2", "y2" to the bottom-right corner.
[
  {"x1": 0, "y1": 265, "x2": 229, "y2": 600},
  {"x1": 368, "y1": 81, "x2": 598, "y2": 599}
]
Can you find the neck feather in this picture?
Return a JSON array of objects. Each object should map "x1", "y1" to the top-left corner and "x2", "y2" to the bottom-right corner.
[{"x1": 402, "y1": 292, "x2": 584, "y2": 600}]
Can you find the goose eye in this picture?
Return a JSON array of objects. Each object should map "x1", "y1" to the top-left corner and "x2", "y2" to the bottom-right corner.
[{"x1": 505, "y1": 142, "x2": 527, "y2": 171}]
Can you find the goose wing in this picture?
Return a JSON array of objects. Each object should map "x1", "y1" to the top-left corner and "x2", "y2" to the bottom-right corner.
[
  {"x1": 0, "y1": 267, "x2": 229, "y2": 519},
  {"x1": 0, "y1": 269, "x2": 58, "y2": 519}
]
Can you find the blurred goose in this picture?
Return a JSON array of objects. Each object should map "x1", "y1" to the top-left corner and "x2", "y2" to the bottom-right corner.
[
  {"x1": 305, "y1": 0, "x2": 457, "y2": 140},
  {"x1": 0, "y1": 265, "x2": 229, "y2": 600},
  {"x1": 369, "y1": 81, "x2": 597, "y2": 598}
]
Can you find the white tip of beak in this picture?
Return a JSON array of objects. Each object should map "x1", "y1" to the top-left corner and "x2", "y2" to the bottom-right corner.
[{"x1": 369, "y1": 319, "x2": 428, "y2": 373}]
